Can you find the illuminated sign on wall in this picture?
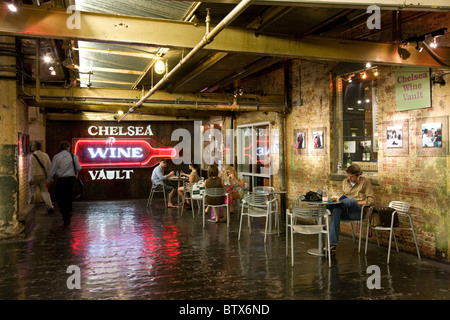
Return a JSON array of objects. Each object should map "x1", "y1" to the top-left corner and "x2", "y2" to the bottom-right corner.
[
  {"x1": 73, "y1": 138, "x2": 175, "y2": 168},
  {"x1": 87, "y1": 125, "x2": 154, "y2": 136}
]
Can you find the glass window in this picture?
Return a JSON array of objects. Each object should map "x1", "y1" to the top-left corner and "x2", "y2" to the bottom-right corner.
[
  {"x1": 236, "y1": 122, "x2": 272, "y2": 189},
  {"x1": 336, "y1": 68, "x2": 379, "y2": 171}
]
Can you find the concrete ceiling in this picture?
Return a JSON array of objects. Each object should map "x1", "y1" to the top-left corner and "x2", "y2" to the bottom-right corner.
[{"x1": 1, "y1": 0, "x2": 449, "y2": 117}]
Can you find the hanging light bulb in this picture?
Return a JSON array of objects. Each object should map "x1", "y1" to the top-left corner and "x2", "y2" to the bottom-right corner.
[
  {"x1": 154, "y1": 59, "x2": 166, "y2": 75},
  {"x1": 8, "y1": 3, "x2": 17, "y2": 12}
]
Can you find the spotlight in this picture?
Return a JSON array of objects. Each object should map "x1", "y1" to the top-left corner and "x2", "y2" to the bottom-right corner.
[
  {"x1": 365, "y1": 62, "x2": 371, "y2": 68},
  {"x1": 430, "y1": 38, "x2": 438, "y2": 48},
  {"x1": 43, "y1": 55, "x2": 52, "y2": 63},
  {"x1": 415, "y1": 42, "x2": 423, "y2": 52},
  {"x1": 50, "y1": 70, "x2": 56, "y2": 76},
  {"x1": 154, "y1": 59, "x2": 166, "y2": 75},
  {"x1": 7, "y1": 3, "x2": 17, "y2": 12}
]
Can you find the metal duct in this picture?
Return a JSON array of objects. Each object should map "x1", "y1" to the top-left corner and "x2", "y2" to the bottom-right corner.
[{"x1": 119, "y1": 0, "x2": 255, "y2": 122}]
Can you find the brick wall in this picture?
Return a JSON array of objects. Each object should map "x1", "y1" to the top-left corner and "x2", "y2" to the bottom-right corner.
[{"x1": 234, "y1": 57, "x2": 449, "y2": 262}]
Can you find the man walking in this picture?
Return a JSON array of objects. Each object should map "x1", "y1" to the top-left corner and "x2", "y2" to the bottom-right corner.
[
  {"x1": 47, "y1": 141, "x2": 81, "y2": 226},
  {"x1": 28, "y1": 141, "x2": 54, "y2": 214}
]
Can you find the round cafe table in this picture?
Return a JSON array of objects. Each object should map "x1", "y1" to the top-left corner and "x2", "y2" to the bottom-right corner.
[
  {"x1": 169, "y1": 176, "x2": 188, "y2": 204},
  {"x1": 300, "y1": 200, "x2": 341, "y2": 256}
]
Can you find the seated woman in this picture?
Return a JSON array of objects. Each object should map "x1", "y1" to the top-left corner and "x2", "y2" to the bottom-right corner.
[
  {"x1": 205, "y1": 164, "x2": 225, "y2": 223},
  {"x1": 177, "y1": 163, "x2": 201, "y2": 209},
  {"x1": 224, "y1": 165, "x2": 246, "y2": 214}
]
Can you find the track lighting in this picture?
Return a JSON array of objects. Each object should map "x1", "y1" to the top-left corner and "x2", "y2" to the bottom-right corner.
[{"x1": 402, "y1": 28, "x2": 447, "y2": 53}]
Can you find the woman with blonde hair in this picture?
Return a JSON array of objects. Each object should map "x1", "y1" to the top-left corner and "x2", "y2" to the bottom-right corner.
[{"x1": 224, "y1": 165, "x2": 245, "y2": 214}]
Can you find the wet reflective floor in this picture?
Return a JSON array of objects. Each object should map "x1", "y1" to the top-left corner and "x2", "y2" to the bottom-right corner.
[{"x1": 0, "y1": 199, "x2": 448, "y2": 301}]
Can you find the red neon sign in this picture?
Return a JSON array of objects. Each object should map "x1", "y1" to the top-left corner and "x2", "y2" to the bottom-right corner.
[{"x1": 73, "y1": 138, "x2": 176, "y2": 168}]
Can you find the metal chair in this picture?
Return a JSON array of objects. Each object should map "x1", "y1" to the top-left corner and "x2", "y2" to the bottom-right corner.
[
  {"x1": 286, "y1": 205, "x2": 331, "y2": 267},
  {"x1": 340, "y1": 204, "x2": 372, "y2": 253},
  {"x1": 147, "y1": 179, "x2": 167, "y2": 207},
  {"x1": 253, "y1": 186, "x2": 279, "y2": 231},
  {"x1": 202, "y1": 188, "x2": 229, "y2": 228},
  {"x1": 238, "y1": 192, "x2": 278, "y2": 243},
  {"x1": 181, "y1": 181, "x2": 200, "y2": 218},
  {"x1": 365, "y1": 201, "x2": 421, "y2": 264}
]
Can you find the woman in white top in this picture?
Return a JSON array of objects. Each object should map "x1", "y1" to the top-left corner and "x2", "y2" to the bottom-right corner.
[{"x1": 178, "y1": 163, "x2": 201, "y2": 208}]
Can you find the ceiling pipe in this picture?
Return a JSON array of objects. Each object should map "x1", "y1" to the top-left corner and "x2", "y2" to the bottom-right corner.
[
  {"x1": 119, "y1": 0, "x2": 255, "y2": 122},
  {"x1": 34, "y1": 99, "x2": 283, "y2": 112}
]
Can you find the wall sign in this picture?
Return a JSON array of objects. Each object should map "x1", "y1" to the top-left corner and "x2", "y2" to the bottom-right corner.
[
  {"x1": 87, "y1": 125, "x2": 154, "y2": 136},
  {"x1": 73, "y1": 138, "x2": 175, "y2": 168},
  {"x1": 395, "y1": 67, "x2": 431, "y2": 111}
]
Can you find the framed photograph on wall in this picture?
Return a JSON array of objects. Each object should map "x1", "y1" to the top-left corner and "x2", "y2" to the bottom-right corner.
[
  {"x1": 311, "y1": 127, "x2": 326, "y2": 155},
  {"x1": 383, "y1": 120, "x2": 409, "y2": 156},
  {"x1": 416, "y1": 116, "x2": 448, "y2": 157},
  {"x1": 293, "y1": 129, "x2": 308, "y2": 155}
]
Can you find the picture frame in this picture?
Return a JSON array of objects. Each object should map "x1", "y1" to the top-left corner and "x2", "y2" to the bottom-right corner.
[
  {"x1": 293, "y1": 129, "x2": 308, "y2": 155},
  {"x1": 311, "y1": 127, "x2": 326, "y2": 155},
  {"x1": 383, "y1": 120, "x2": 409, "y2": 156},
  {"x1": 416, "y1": 116, "x2": 448, "y2": 157}
]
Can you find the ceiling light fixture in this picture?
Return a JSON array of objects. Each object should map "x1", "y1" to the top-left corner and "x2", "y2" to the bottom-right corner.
[
  {"x1": 154, "y1": 59, "x2": 166, "y2": 75},
  {"x1": 7, "y1": 2, "x2": 17, "y2": 12},
  {"x1": 43, "y1": 55, "x2": 51, "y2": 63}
]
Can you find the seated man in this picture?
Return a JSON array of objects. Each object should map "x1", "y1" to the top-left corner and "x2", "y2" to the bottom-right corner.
[
  {"x1": 151, "y1": 158, "x2": 177, "y2": 207},
  {"x1": 328, "y1": 164, "x2": 375, "y2": 255}
]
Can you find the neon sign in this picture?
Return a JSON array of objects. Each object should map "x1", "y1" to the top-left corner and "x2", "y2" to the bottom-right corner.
[
  {"x1": 73, "y1": 138, "x2": 176, "y2": 168},
  {"x1": 87, "y1": 125, "x2": 154, "y2": 136}
]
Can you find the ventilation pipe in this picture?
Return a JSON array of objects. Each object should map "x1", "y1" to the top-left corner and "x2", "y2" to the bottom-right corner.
[{"x1": 119, "y1": 0, "x2": 255, "y2": 122}]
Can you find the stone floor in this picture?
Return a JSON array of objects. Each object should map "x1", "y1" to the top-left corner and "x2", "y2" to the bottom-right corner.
[{"x1": 0, "y1": 199, "x2": 448, "y2": 304}]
